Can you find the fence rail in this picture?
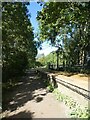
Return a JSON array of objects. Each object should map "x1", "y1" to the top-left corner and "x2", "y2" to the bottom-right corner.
[
  {"x1": 37, "y1": 69, "x2": 90, "y2": 100},
  {"x1": 56, "y1": 78, "x2": 90, "y2": 100}
]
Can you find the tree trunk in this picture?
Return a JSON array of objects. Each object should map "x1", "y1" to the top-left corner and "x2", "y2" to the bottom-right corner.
[{"x1": 57, "y1": 52, "x2": 59, "y2": 70}]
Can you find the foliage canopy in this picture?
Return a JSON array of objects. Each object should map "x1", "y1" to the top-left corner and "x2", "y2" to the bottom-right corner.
[
  {"x1": 37, "y1": 2, "x2": 90, "y2": 68},
  {"x1": 2, "y1": 2, "x2": 37, "y2": 82}
]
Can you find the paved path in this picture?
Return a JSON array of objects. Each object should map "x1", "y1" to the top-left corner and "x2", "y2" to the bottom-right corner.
[{"x1": 2, "y1": 70, "x2": 69, "y2": 119}]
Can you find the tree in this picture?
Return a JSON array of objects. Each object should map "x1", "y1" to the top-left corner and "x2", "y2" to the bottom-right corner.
[
  {"x1": 37, "y1": 2, "x2": 90, "y2": 70},
  {"x1": 2, "y1": 2, "x2": 37, "y2": 82}
]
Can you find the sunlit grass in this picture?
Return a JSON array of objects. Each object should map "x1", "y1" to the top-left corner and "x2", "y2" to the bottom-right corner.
[{"x1": 53, "y1": 88, "x2": 89, "y2": 118}]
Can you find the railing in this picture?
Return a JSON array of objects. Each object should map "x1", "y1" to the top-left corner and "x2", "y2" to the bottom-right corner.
[
  {"x1": 37, "y1": 69, "x2": 90, "y2": 100},
  {"x1": 56, "y1": 77, "x2": 90, "y2": 100}
]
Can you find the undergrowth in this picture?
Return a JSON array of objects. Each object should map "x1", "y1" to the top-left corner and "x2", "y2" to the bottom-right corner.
[{"x1": 53, "y1": 89, "x2": 90, "y2": 118}]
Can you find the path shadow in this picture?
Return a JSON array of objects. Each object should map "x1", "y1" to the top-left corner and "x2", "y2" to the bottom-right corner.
[
  {"x1": 2, "y1": 70, "x2": 47, "y2": 116},
  {"x1": 2, "y1": 110, "x2": 34, "y2": 119}
]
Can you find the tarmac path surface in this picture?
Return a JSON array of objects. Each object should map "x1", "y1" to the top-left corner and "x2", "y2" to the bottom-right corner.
[{"x1": 2, "y1": 70, "x2": 69, "y2": 119}]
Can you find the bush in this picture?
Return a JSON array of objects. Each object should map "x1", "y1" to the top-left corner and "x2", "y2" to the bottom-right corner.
[
  {"x1": 47, "y1": 84, "x2": 54, "y2": 92},
  {"x1": 3, "y1": 51, "x2": 28, "y2": 83}
]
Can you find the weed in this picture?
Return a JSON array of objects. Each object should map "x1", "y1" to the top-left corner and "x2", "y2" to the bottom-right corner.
[
  {"x1": 47, "y1": 84, "x2": 54, "y2": 92},
  {"x1": 53, "y1": 89, "x2": 89, "y2": 118}
]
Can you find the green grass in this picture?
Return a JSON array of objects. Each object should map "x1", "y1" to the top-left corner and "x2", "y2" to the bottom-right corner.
[{"x1": 53, "y1": 89, "x2": 89, "y2": 118}]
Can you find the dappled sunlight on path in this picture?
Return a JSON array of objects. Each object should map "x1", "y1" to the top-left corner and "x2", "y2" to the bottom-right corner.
[{"x1": 2, "y1": 70, "x2": 69, "y2": 118}]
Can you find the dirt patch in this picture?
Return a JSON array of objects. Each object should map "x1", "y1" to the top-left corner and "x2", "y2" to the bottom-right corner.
[{"x1": 37, "y1": 68, "x2": 90, "y2": 82}]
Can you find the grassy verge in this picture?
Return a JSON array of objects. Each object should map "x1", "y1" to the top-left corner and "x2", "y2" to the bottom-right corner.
[{"x1": 53, "y1": 88, "x2": 89, "y2": 118}]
